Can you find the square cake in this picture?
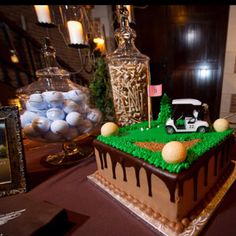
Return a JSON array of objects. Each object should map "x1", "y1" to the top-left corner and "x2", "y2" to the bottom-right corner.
[{"x1": 92, "y1": 121, "x2": 234, "y2": 233}]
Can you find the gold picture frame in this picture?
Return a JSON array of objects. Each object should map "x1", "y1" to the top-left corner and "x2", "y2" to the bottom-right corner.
[{"x1": 0, "y1": 106, "x2": 27, "y2": 197}]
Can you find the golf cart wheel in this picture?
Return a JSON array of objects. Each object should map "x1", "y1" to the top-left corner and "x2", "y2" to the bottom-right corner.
[
  {"x1": 197, "y1": 126, "x2": 207, "y2": 133},
  {"x1": 166, "y1": 126, "x2": 175, "y2": 134}
]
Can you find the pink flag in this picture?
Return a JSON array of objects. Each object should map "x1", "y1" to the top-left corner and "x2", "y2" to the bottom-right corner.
[{"x1": 147, "y1": 84, "x2": 162, "y2": 97}]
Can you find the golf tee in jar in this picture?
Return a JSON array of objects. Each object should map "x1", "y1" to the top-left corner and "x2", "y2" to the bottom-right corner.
[{"x1": 107, "y1": 6, "x2": 150, "y2": 126}]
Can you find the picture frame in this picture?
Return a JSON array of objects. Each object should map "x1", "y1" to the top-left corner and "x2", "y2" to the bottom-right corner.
[{"x1": 0, "y1": 106, "x2": 27, "y2": 197}]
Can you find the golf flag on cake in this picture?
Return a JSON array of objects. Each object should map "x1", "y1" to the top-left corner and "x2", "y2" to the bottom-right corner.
[
  {"x1": 147, "y1": 84, "x2": 162, "y2": 129},
  {"x1": 148, "y1": 84, "x2": 162, "y2": 97}
]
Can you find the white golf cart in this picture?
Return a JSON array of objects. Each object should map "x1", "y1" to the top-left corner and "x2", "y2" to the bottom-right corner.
[{"x1": 165, "y1": 98, "x2": 209, "y2": 134}]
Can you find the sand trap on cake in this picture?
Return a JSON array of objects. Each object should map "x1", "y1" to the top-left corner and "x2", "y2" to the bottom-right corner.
[{"x1": 135, "y1": 139, "x2": 200, "y2": 152}]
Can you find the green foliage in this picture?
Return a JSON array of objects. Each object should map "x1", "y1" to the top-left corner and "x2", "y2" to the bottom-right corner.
[
  {"x1": 156, "y1": 93, "x2": 172, "y2": 125},
  {"x1": 89, "y1": 56, "x2": 115, "y2": 122}
]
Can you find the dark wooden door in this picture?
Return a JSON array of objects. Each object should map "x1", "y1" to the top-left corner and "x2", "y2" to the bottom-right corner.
[{"x1": 133, "y1": 5, "x2": 229, "y2": 122}]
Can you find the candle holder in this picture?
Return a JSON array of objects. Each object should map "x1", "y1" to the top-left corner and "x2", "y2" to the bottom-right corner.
[{"x1": 59, "y1": 5, "x2": 89, "y2": 49}]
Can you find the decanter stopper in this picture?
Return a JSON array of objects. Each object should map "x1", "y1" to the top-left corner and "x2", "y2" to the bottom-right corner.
[{"x1": 41, "y1": 37, "x2": 57, "y2": 68}]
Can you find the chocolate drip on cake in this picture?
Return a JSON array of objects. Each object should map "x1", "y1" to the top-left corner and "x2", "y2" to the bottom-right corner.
[
  {"x1": 98, "y1": 150, "x2": 105, "y2": 169},
  {"x1": 134, "y1": 167, "x2": 141, "y2": 187},
  {"x1": 94, "y1": 135, "x2": 234, "y2": 203},
  {"x1": 146, "y1": 171, "x2": 152, "y2": 196},
  {"x1": 104, "y1": 153, "x2": 108, "y2": 168},
  {"x1": 121, "y1": 160, "x2": 127, "y2": 181},
  {"x1": 94, "y1": 141, "x2": 180, "y2": 202},
  {"x1": 111, "y1": 158, "x2": 117, "y2": 179}
]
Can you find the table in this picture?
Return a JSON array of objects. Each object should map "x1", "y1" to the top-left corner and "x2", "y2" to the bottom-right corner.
[{"x1": 25, "y1": 149, "x2": 236, "y2": 236}]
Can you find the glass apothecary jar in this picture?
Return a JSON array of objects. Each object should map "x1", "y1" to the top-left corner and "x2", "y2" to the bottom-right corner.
[
  {"x1": 106, "y1": 6, "x2": 150, "y2": 127},
  {"x1": 16, "y1": 38, "x2": 102, "y2": 144}
]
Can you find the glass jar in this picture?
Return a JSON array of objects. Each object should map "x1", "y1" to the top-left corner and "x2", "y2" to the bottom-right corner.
[
  {"x1": 16, "y1": 37, "x2": 101, "y2": 143},
  {"x1": 106, "y1": 6, "x2": 150, "y2": 126}
]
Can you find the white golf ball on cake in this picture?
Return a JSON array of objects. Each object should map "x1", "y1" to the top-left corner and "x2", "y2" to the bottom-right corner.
[
  {"x1": 50, "y1": 120, "x2": 69, "y2": 135},
  {"x1": 162, "y1": 141, "x2": 187, "y2": 164},
  {"x1": 46, "y1": 108, "x2": 65, "y2": 121},
  {"x1": 213, "y1": 118, "x2": 229, "y2": 132},
  {"x1": 101, "y1": 122, "x2": 119, "y2": 137}
]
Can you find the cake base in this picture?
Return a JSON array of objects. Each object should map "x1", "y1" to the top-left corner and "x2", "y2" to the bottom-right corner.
[{"x1": 87, "y1": 161, "x2": 236, "y2": 236}]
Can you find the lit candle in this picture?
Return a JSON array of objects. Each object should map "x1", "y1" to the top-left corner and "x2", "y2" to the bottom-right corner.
[
  {"x1": 67, "y1": 21, "x2": 84, "y2": 45},
  {"x1": 34, "y1": 5, "x2": 51, "y2": 23},
  {"x1": 93, "y1": 37, "x2": 105, "y2": 53},
  {"x1": 11, "y1": 54, "x2": 19, "y2": 64}
]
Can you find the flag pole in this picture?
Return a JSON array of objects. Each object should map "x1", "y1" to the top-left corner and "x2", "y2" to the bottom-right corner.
[
  {"x1": 148, "y1": 95, "x2": 151, "y2": 129},
  {"x1": 147, "y1": 69, "x2": 152, "y2": 129}
]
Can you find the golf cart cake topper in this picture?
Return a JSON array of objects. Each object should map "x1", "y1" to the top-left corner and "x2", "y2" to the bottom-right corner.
[{"x1": 165, "y1": 98, "x2": 209, "y2": 134}]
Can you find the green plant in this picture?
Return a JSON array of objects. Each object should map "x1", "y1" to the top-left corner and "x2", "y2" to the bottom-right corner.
[
  {"x1": 156, "y1": 93, "x2": 172, "y2": 125},
  {"x1": 89, "y1": 55, "x2": 115, "y2": 122}
]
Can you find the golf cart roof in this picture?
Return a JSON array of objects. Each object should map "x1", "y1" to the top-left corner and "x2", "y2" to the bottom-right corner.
[{"x1": 172, "y1": 99, "x2": 202, "y2": 106}]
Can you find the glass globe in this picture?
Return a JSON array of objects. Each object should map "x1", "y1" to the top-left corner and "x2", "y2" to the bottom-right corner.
[{"x1": 16, "y1": 38, "x2": 101, "y2": 165}]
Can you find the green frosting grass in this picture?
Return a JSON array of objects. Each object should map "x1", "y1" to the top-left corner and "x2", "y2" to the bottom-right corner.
[{"x1": 97, "y1": 121, "x2": 234, "y2": 174}]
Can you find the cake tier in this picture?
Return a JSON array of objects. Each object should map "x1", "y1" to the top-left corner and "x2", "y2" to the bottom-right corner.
[{"x1": 93, "y1": 134, "x2": 234, "y2": 230}]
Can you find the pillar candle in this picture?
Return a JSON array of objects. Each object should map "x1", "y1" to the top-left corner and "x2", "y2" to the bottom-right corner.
[
  {"x1": 34, "y1": 5, "x2": 52, "y2": 23},
  {"x1": 67, "y1": 21, "x2": 84, "y2": 45}
]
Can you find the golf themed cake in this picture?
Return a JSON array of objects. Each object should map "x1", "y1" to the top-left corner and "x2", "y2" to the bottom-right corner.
[{"x1": 90, "y1": 95, "x2": 235, "y2": 235}]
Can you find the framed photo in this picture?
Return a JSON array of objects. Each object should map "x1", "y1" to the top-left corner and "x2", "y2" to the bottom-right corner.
[{"x1": 0, "y1": 106, "x2": 27, "y2": 197}]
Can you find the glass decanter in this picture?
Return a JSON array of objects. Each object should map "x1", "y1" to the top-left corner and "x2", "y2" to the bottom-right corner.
[
  {"x1": 16, "y1": 37, "x2": 101, "y2": 165},
  {"x1": 106, "y1": 5, "x2": 151, "y2": 126}
]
